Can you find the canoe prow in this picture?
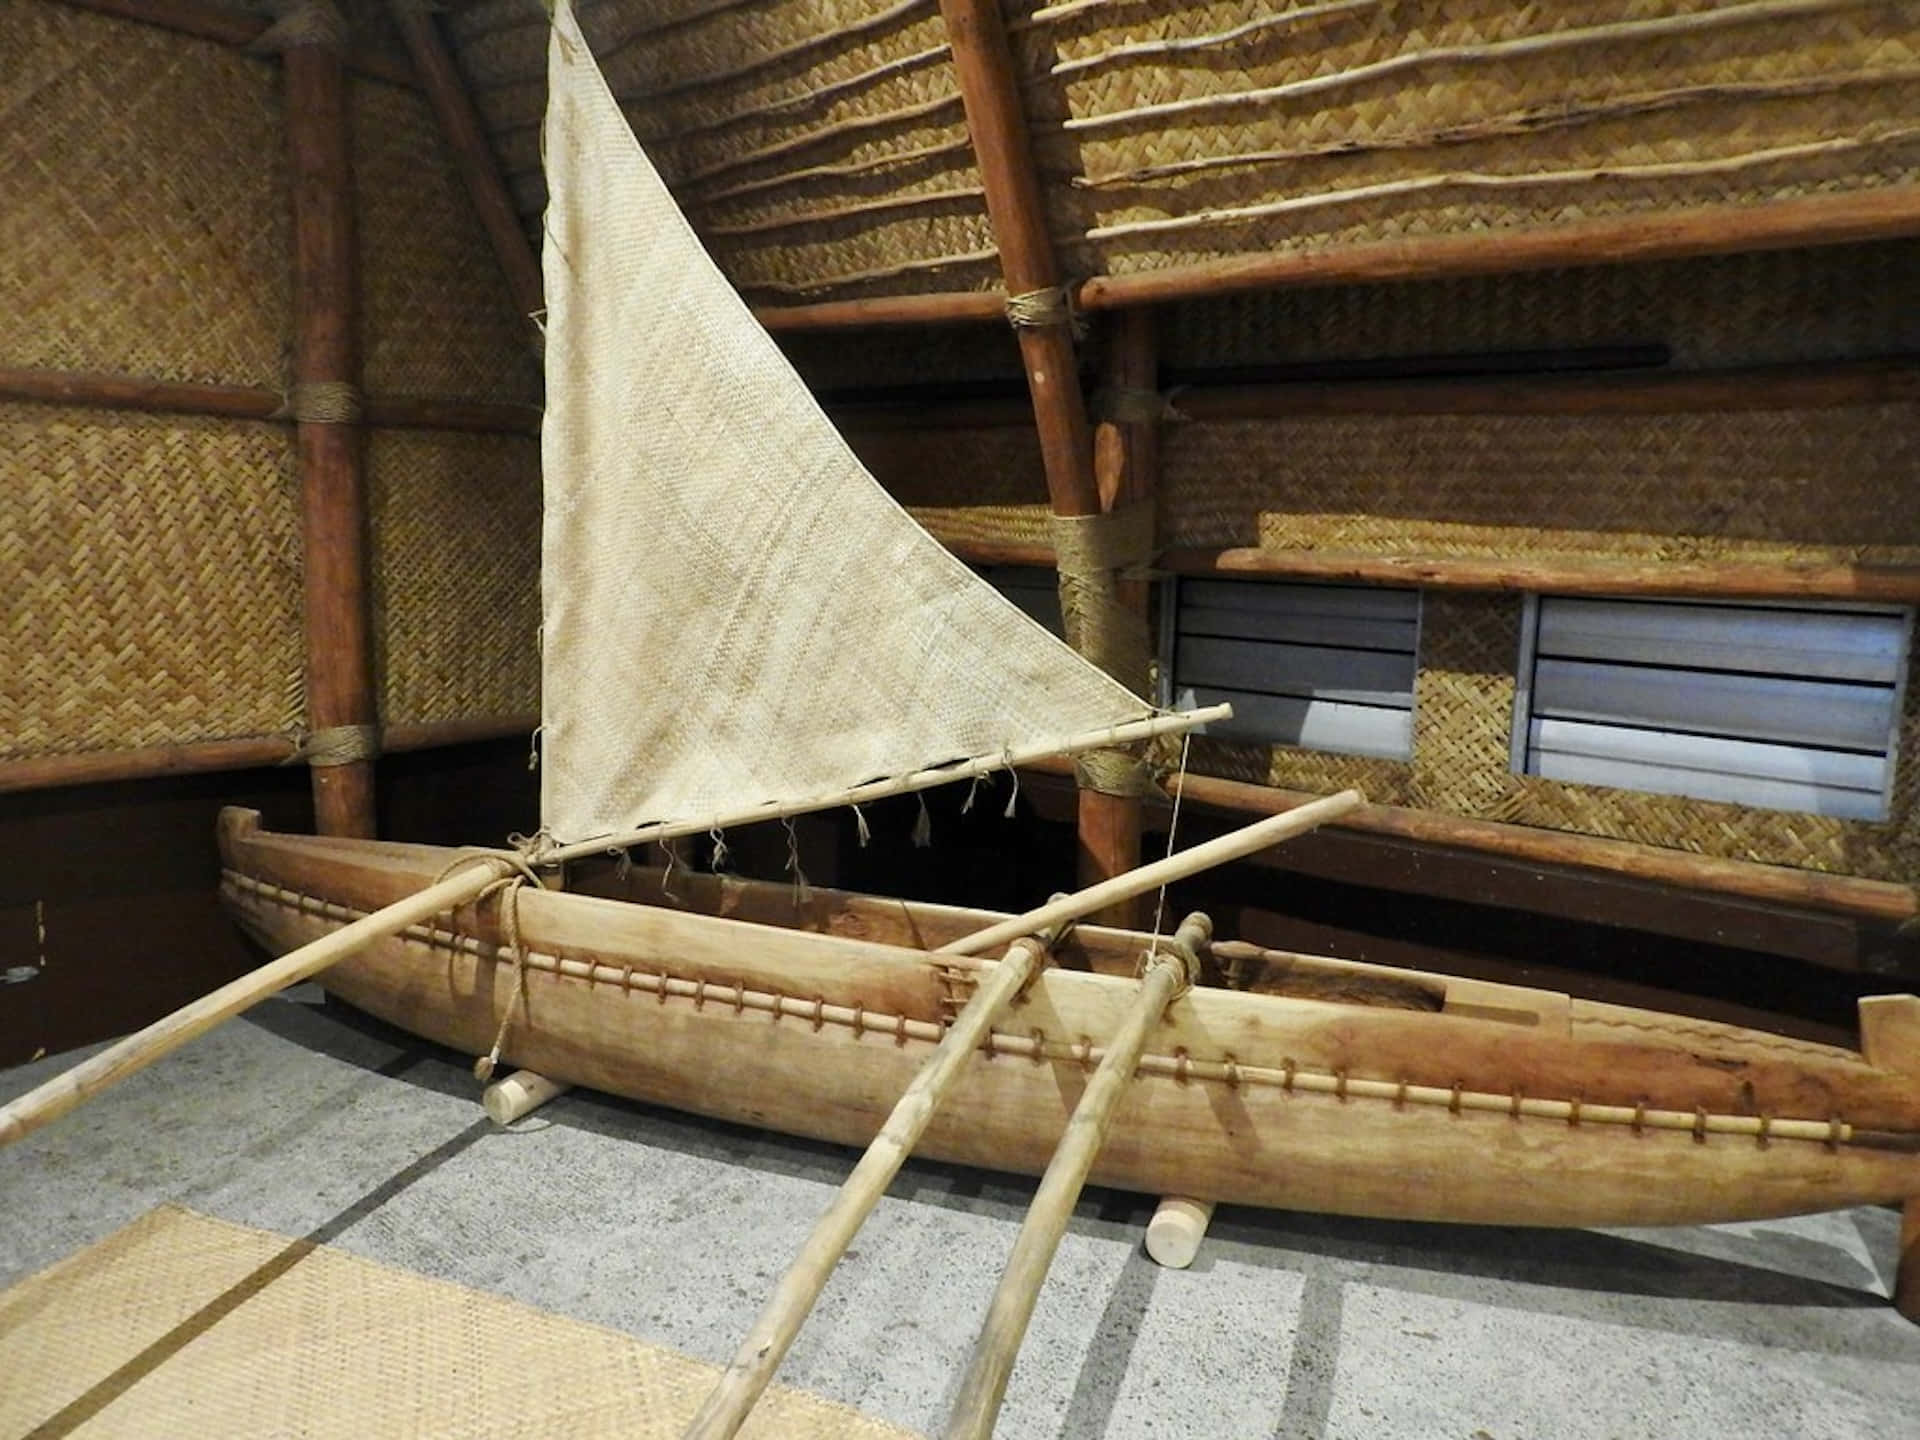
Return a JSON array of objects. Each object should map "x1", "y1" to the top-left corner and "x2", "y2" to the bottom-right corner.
[{"x1": 217, "y1": 808, "x2": 1920, "y2": 1233}]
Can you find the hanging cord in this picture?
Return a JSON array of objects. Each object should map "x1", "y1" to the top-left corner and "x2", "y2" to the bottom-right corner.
[
  {"x1": 420, "y1": 851, "x2": 544, "y2": 1085},
  {"x1": 783, "y1": 817, "x2": 811, "y2": 905},
  {"x1": 1144, "y1": 730, "x2": 1194, "y2": 963}
]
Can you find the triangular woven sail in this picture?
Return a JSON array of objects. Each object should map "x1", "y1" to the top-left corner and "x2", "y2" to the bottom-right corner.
[{"x1": 538, "y1": 0, "x2": 1151, "y2": 846}]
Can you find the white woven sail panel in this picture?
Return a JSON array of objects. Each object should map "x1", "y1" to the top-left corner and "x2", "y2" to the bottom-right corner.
[{"x1": 538, "y1": 0, "x2": 1147, "y2": 845}]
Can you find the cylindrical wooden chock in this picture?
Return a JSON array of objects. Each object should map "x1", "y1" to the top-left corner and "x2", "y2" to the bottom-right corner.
[
  {"x1": 1145, "y1": 1195, "x2": 1216, "y2": 1270},
  {"x1": 483, "y1": 1069, "x2": 570, "y2": 1126}
]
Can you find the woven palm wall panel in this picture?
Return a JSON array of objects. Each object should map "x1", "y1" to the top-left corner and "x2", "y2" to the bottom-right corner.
[
  {"x1": 449, "y1": 0, "x2": 998, "y2": 299},
  {"x1": 448, "y1": 0, "x2": 1920, "y2": 303},
  {"x1": 7, "y1": 5, "x2": 543, "y2": 767}
]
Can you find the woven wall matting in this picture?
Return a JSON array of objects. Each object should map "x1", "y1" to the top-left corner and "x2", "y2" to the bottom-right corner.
[
  {"x1": 847, "y1": 422, "x2": 1053, "y2": 549},
  {"x1": 369, "y1": 429, "x2": 542, "y2": 729},
  {"x1": 2, "y1": 2, "x2": 289, "y2": 386},
  {"x1": 353, "y1": 80, "x2": 543, "y2": 403},
  {"x1": 1161, "y1": 239, "x2": 1920, "y2": 374},
  {"x1": 448, "y1": 0, "x2": 1002, "y2": 300},
  {"x1": 0, "y1": 1205, "x2": 917, "y2": 1439},
  {"x1": 1401, "y1": 594, "x2": 1920, "y2": 882},
  {"x1": 1020, "y1": 0, "x2": 1920, "y2": 281},
  {"x1": 0, "y1": 404, "x2": 302, "y2": 762},
  {"x1": 1159, "y1": 403, "x2": 1920, "y2": 567}
]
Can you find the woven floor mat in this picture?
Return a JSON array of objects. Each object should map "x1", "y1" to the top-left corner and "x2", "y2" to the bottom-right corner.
[{"x1": 0, "y1": 1205, "x2": 918, "y2": 1439}]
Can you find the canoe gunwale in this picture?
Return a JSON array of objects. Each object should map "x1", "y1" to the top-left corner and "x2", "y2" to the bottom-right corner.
[{"x1": 221, "y1": 866, "x2": 1909, "y2": 1152}]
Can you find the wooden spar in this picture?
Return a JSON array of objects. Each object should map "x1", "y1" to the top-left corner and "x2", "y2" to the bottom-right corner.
[
  {"x1": 285, "y1": 19, "x2": 378, "y2": 839},
  {"x1": 386, "y1": 1, "x2": 544, "y2": 341},
  {"x1": 682, "y1": 793, "x2": 1362, "y2": 1439},
  {"x1": 532, "y1": 705, "x2": 1235, "y2": 867},
  {"x1": 1859, "y1": 995, "x2": 1920, "y2": 1323},
  {"x1": 0, "y1": 860, "x2": 506, "y2": 1149},
  {"x1": 935, "y1": 0, "x2": 1152, "y2": 926},
  {"x1": 753, "y1": 291, "x2": 1006, "y2": 330},
  {"x1": 1080, "y1": 307, "x2": 1159, "y2": 927},
  {"x1": 681, "y1": 936, "x2": 1056, "y2": 1440},
  {"x1": 944, "y1": 913, "x2": 1213, "y2": 1440}
]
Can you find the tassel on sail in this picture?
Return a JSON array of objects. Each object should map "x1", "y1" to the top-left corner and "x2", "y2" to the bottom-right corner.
[{"x1": 536, "y1": 0, "x2": 1197, "y2": 854}]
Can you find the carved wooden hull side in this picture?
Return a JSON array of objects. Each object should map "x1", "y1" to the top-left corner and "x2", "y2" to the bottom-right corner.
[{"x1": 217, "y1": 812, "x2": 1920, "y2": 1229}]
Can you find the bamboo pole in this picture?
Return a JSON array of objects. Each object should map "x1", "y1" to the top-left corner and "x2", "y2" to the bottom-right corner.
[
  {"x1": 0, "y1": 861, "x2": 506, "y2": 1149},
  {"x1": 284, "y1": 15, "x2": 378, "y2": 839},
  {"x1": 534, "y1": 706, "x2": 1235, "y2": 867},
  {"x1": 386, "y1": 1, "x2": 545, "y2": 340},
  {"x1": 944, "y1": 913, "x2": 1212, "y2": 1440},
  {"x1": 683, "y1": 794, "x2": 1358, "y2": 1439}
]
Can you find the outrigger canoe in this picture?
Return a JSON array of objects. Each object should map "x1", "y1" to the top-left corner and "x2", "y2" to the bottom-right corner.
[{"x1": 217, "y1": 807, "x2": 1920, "y2": 1232}]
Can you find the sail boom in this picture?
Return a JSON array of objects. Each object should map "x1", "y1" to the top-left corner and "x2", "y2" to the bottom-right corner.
[{"x1": 533, "y1": 704, "x2": 1231, "y2": 866}]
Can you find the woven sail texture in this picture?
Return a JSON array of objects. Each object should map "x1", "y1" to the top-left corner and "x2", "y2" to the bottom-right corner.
[{"x1": 539, "y1": 0, "x2": 1146, "y2": 845}]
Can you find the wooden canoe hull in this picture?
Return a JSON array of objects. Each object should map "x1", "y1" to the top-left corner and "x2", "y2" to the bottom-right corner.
[{"x1": 217, "y1": 810, "x2": 1920, "y2": 1230}]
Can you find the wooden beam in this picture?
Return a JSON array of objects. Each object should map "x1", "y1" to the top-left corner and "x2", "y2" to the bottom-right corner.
[
  {"x1": 0, "y1": 366, "x2": 538, "y2": 434},
  {"x1": 1077, "y1": 186, "x2": 1920, "y2": 312},
  {"x1": 1169, "y1": 361, "x2": 1920, "y2": 419},
  {"x1": 1162, "y1": 769, "x2": 1919, "y2": 925},
  {"x1": 386, "y1": 2, "x2": 544, "y2": 336},
  {"x1": 1161, "y1": 548, "x2": 1920, "y2": 604},
  {"x1": 0, "y1": 718, "x2": 536, "y2": 797},
  {"x1": 935, "y1": 0, "x2": 1149, "y2": 907},
  {"x1": 285, "y1": 29, "x2": 377, "y2": 839},
  {"x1": 753, "y1": 291, "x2": 1005, "y2": 331},
  {"x1": 50, "y1": 0, "x2": 418, "y2": 87}
]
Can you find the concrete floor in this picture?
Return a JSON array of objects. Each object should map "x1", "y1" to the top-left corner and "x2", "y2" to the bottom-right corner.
[{"x1": 4, "y1": 988, "x2": 1918, "y2": 1439}]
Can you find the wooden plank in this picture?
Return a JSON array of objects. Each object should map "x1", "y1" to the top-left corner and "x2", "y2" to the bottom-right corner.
[
  {"x1": 1532, "y1": 658, "x2": 1894, "y2": 751},
  {"x1": 1537, "y1": 598, "x2": 1906, "y2": 682}
]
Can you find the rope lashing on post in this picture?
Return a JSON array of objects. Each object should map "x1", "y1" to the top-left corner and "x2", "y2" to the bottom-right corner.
[
  {"x1": 1050, "y1": 503, "x2": 1158, "y2": 794},
  {"x1": 251, "y1": 0, "x2": 352, "y2": 53},
  {"x1": 1004, "y1": 285, "x2": 1086, "y2": 340},
  {"x1": 284, "y1": 724, "x2": 380, "y2": 768},
  {"x1": 272, "y1": 381, "x2": 364, "y2": 425}
]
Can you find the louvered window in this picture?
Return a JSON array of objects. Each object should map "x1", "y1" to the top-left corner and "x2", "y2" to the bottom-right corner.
[
  {"x1": 1513, "y1": 597, "x2": 1910, "y2": 821},
  {"x1": 978, "y1": 565, "x2": 1065, "y2": 638},
  {"x1": 1171, "y1": 580, "x2": 1419, "y2": 759}
]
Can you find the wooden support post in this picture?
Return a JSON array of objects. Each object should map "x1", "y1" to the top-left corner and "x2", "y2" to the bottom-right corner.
[
  {"x1": 386, "y1": 1, "x2": 544, "y2": 340},
  {"x1": 944, "y1": 913, "x2": 1212, "y2": 1440},
  {"x1": 284, "y1": 13, "x2": 377, "y2": 838},
  {"x1": 936, "y1": 0, "x2": 1150, "y2": 919}
]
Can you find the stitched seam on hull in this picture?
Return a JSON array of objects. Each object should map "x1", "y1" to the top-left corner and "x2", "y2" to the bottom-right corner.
[{"x1": 223, "y1": 871, "x2": 1874, "y2": 1148}]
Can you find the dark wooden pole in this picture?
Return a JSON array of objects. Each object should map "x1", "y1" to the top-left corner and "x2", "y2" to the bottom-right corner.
[
  {"x1": 285, "y1": 17, "x2": 377, "y2": 838},
  {"x1": 1081, "y1": 308, "x2": 1161, "y2": 926},
  {"x1": 936, "y1": 0, "x2": 1148, "y2": 902},
  {"x1": 387, "y1": 1, "x2": 544, "y2": 335}
]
